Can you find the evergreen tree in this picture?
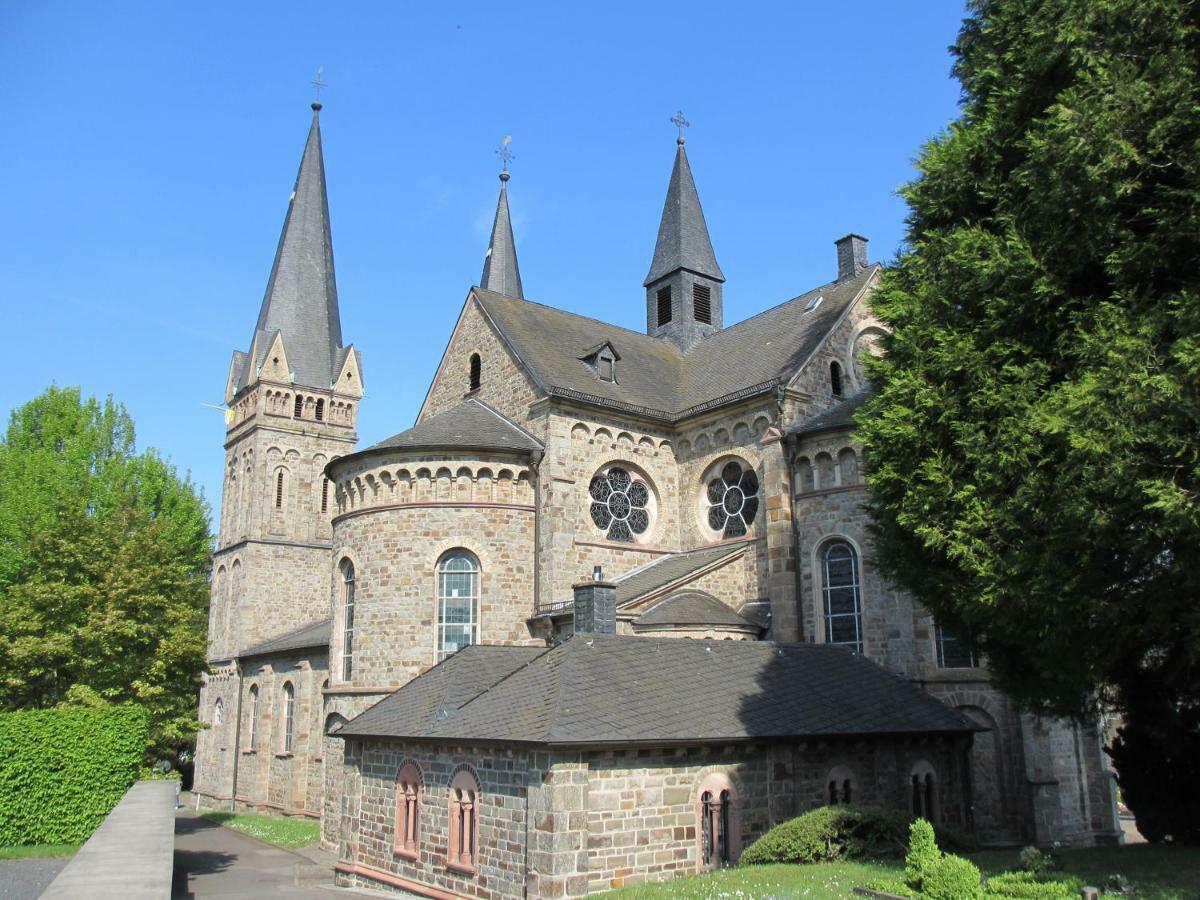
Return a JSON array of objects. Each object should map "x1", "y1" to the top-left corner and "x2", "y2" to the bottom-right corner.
[
  {"x1": 857, "y1": 0, "x2": 1200, "y2": 840},
  {"x1": 0, "y1": 387, "x2": 211, "y2": 757}
]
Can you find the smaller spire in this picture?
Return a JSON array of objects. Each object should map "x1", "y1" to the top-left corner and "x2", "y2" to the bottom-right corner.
[{"x1": 480, "y1": 138, "x2": 524, "y2": 299}]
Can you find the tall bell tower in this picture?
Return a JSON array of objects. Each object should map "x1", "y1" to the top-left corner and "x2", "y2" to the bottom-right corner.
[{"x1": 207, "y1": 101, "x2": 363, "y2": 662}]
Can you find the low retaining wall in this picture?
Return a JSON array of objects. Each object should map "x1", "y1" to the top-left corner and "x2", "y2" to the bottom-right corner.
[{"x1": 42, "y1": 779, "x2": 176, "y2": 899}]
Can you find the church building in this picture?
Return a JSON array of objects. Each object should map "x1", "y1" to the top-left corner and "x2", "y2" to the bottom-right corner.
[{"x1": 193, "y1": 103, "x2": 1121, "y2": 899}]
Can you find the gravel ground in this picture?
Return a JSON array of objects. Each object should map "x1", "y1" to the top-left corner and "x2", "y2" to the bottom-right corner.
[{"x1": 0, "y1": 857, "x2": 70, "y2": 900}]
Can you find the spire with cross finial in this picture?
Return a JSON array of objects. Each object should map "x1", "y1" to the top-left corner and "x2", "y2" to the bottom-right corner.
[
  {"x1": 480, "y1": 136, "x2": 524, "y2": 298},
  {"x1": 311, "y1": 66, "x2": 327, "y2": 103},
  {"x1": 670, "y1": 110, "x2": 690, "y2": 144}
]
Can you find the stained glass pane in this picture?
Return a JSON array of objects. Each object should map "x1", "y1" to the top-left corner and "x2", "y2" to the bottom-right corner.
[
  {"x1": 724, "y1": 516, "x2": 747, "y2": 538},
  {"x1": 590, "y1": 502, "x2": 612, "y2": 529},
  {"x1": 441, "y1": 597, "x2": 473, "y2": 623},
  {"x1": 628, "y1": 508, "x2": 649, "y2": 534},
  {"x1": 589, "y1": 476, "x2": 611, "y2": 502},
  {"x1": 825, "y1": 586, "x2": 858, "y2": 615},
  {"x1": 741, "y1": 496, "x2": 759, "y2": 525},
  {"x1": 441, "y1": 571, "x2": 476, "y2": 597},
  {"x1": 826, "y1": 553, "x2": 854, "y2": 584},
  {"x1": 441, "y1": 625, "x2": 472, "y2": 653},
  {"x1": 608, "y1": 519, "x2": 632, "y2": 542},
  {"x1": 722, "y1": 462, "x2": 742, "y2": 486},
  {"x1": 740, "y1": 469, "x2": 759, "y2": 495},
  {"x1": 707, "y1": 479, "x2": 725, "y2": 504},
  {"x1": 608, "y1": 467, "x2": 631, "y2": 490},
  {"x1": 829, "y1": 614, "x2": 860, "y2": 644},
  {"x1": 708, "y1": 506, "x2": 726, "y2": 531},
  {"x1": 722, "y1": 486, "x2": 744, "y2": 515},
  {"x1": 608, "y1": 491, "x2": 630, "y2": 518},
  {"x1": 627, "y1": 481, "x2": 648, "y2": 507}
]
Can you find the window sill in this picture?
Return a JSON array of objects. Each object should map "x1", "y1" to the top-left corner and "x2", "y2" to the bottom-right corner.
[
  {"x1": 275, "y1": 752, "x2": 294, "y2": 759},
  {"x1": 240, "y1": 748, "x2": 256, "y2": 756},
  {"x1": 446, "y1": 860, "x2": 477, "y2": 876},
  {"x1": 393, "y1": 845, "x2": 419, "y2": 861}
]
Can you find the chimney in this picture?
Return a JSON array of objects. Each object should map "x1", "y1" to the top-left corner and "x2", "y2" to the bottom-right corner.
[
  {"x1": 835, "y1": 234, "x2": 869, "y2": 281},
  {"x1": 573, "y1": 566, "x2": 616, "y2": 635}
]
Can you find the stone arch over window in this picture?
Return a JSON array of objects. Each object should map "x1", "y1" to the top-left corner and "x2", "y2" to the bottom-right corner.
[
  {"x1": 447, "y1": 765, "x2": 480, "y2": 874},
  {"x1": 700, "y1": 457, "x2": 760, "y2": 539},
  {"x1": 837, "y1": 447, "x2": 859, "y2": 485},
  {"x1": 818, "y1": 538, "x2": 863, "y2": 653},
  {"x1": 437, "y1": 550, "x2": 480, "y2": 660},
  {"x1": 212, "y1": 698, "x2": 224, "y2": 727},
  {"x1": 293, "y1": 394, "x2": 304, "y2": 418},
  {"x1": 815, "y1": 452, "x2": 836, "y2": 489},
  {"x1": 588, "y1": 462, "x2": 657, "y2": 544},
  {"x1": 696, "y1": 772, "x2": 739, "y2": 870},
  {"x1": 910, "y1": 760, "x2": 938, "y2": 822},
  {"x1": 280, "y1": 681, "x2": 295, "y2": 753},
  {"x1": 469, "y1": 353, "x2": 482, "y2": 391},
  {"x1": 394, "y1": 761, "x2": 423, "y2": 859},
  {"x1": 831, "y1": 360, "x2": 844, "y2": 397},
  {"x1": 796, "y1": 456, "x2": 815, "y2": 493},
  {"x1": 338, "y1": 557, "x2": 356, "y2": 682},
  {"x1": 315, "y1": 398, "x2": 325, "y2": 421},
  {"x1": 825, "y1": 764, "x2": 856, "y2": 806},
  {"x1": 244, "y1": 683, "x2": 259, "y2": 750}
]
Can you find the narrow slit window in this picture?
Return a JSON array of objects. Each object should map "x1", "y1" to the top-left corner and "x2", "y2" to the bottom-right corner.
[
  {"x1": 822, "y1": 541, "x2": 863, "y2": 653},
  {"x1": 293, "y1": 395, "x2": 304, "y2": 418},
  {"x1": 341, "y1": 559, "x2": 355, "y2": 681},
  {"x1": 831, "y1": 361, "x2": 844, "y2": 397},
  {"x1": 657, "y1": 286, "x2": 672, "y2": 326},
  {"x1": 315, "y1": 398, "x2": 324, "y2": 421},
  {"x1": 281, "y1": 683, "x2": 295, "y2": 753},
  {"x1": 693, "y1": 284, "x2": 712, "y2": 324},
  {"x1": 469, "y1": 353, "x2": 482, "y2": 391},
  {"x1": 275, "y1": 471, "x2": 285, "y2": 510},
  {"x1": 321, "y1": 478, "x2": 330, "y2": 514}
]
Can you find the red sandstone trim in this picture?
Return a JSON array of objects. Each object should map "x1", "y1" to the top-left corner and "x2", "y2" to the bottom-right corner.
[{"x1": 335, "y1": 861, "x2": 468, "y2": 900}]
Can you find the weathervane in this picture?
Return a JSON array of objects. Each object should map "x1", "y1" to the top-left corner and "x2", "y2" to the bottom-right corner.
[
  {"x1": 311, "y1": 66, "x2": 327, "y2": 101},
  {"x1": 496, "y1": 135, "x2": 515, "y2": 173},
  {"x1": 670, "y1": 110, "x2": 690, "y2": 142}
]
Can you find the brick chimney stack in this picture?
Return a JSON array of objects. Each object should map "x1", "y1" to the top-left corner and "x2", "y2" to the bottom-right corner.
[{"x1": 835, "y1": 234, "x2": 869, "y2": 281}]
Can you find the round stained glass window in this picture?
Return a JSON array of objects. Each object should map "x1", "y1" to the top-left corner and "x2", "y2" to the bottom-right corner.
[
  {"x1": 706, "y1": 461, "x2": 759, "y2": 538},
  {"x1": 589, "y1": 466, "x2": 651, "y2": 543}
]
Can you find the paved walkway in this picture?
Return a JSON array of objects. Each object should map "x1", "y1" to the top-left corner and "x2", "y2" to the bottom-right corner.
[
  {"x1": 172, "y1": 809, "x2": 341, "y2": 898},
  {"x1": 0, "y1": 857, "x2": 70, "y2": 900}
]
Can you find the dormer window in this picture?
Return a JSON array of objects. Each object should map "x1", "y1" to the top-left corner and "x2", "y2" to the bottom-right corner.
[
  {"x1": 598, "y1": 352, "x2": 615, "y2": 383},
  {"x1": 580, "y1": 342, "x2": 621, "y2": 384}
]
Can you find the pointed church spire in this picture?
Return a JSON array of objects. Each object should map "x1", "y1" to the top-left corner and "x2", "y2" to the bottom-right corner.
[
  {"x1": 240, "y1": 101, "x2": 344, "y2": 391},
  {"x1": 643, "y1": 133, "x2": 724, "y2": 287},
  {"x1": 480, "y1": 168, "x2": 524, "y2": 299}
]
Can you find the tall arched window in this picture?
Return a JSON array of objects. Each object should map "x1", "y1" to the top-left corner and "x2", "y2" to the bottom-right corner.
[
  {"x1": 437, "y1": 551, "x2": 480, "y2": 660},
  {"x1": 394, "y1": 762, "x2": 423, "y2": 859},
  {"x1": 340, "y1": 559, "x2": 356, "y2": 681},
  {"x1": 830, "y1": 360, "x2": 844, "y2": 397},
  {"x1": 293, "y1": 394, "x2": 304, "y2": 418},
  {"x1": 321, "y1": 477, "x2": 330, "y2": 514},
  {"x1": 275, "y1": 470, "x2": 286, "y2": 510},
  {"x1": 213, "y1": 698, "x2": 224, "y2": 727},
  {"x1": 468, "y1": 353, "x2": 482, "y2": 391},
  {"x1": 822, "y1": 540, "x2": 863, "y2": 654},
  {"x1": 911, "y1": 762, "x2": 938, "y2": 822},
  {"x1": 697, "y1": 773, "x2": 739, "y2": 870},
  {"x1": 315, "y1": 398, "x2": 325, "y2": 421},
  {"x1": 245, "y1": 684, "x2": 259, "y2": 751},
  {"x1": 447, "y1": 767, "x2": 480, "y2": 873},
  {"x1": 281, "y1": 682, "x2": 295, "y2": 753}
]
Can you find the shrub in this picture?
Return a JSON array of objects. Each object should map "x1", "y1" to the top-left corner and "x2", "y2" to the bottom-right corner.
[
  {"x1": 983, "y1": 870, "x2": 1084, "y2": 899},
  {"x1": 905, "y1": 818, "x2": 940, "y2": 889},
  {"x1": 923, "y1": 852, "x2": 983, "y2": 900},
  {"x1": 0, "y1": 705, "x2": 148, "y2": 844},
  {"x1": 740, "y1": 805, "x2": 913, "y2": 865},
  {"x1": 1017, "y1": 845, "x2": 1051, "y2": 875}
]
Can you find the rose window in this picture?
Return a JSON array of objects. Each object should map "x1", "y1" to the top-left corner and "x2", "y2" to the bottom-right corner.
[
  {"x1": 706, "y1": 461, "x2": 759, "y2": 538},
  {"x1": 589, "y1": 466, "x2": 650, "y2": 543}
]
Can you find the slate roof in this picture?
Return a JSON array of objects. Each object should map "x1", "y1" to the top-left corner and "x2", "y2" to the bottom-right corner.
[
  {"x1": 633, "y1": 591, "x2": 759, "y2": 629},
  {"x1": 362, "y1": 399, "x2": 543, "y2": 456},
  {"x1": 644, "y1": 141, "x2": 724, "y2": 285},
  {"x1": 790, "y1": 388, "x2": 872, "y2": 438},
  {"x1": 336, "y1": 635, "x2": 978, "y2": 746},
  {"x1": 472, "y1": 264, "x2": 877, "y2": 422},
  {"x1": 235, "y1": 104, "x2": 350, "y2": 393},
  {"x1": 240, "y1": 618, "x2": 331, "y2": 659},
  {"x1": 480, "y1": 173, "x2": 523, "y2": 299}
]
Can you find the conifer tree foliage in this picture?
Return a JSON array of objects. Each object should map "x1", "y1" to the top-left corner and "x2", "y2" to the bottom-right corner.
[
  {"x1": 857, "y1": 0, "x2": 1200, "y2": 840},
  {"x1": 0, "y1": 387, "x2": 211, "y2": 758}
]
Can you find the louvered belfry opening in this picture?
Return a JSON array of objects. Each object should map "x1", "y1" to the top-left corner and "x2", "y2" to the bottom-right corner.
[
  {"x1": 656, "y1": 286, "x2": 672, "y2": 326},
  {"x1": 693, "y1": 283, "x2": 712, "y2": 324}
]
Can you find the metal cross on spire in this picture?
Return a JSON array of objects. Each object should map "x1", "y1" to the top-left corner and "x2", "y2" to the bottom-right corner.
[
  {"x1": 311, "y1": 66, "x2": 327, "y2": 101},
  {"x1": 496, "y1": 135, "x2": 515, "y2": 173},
  {"x1": 670, "y1": 110, "x2": 690, "y2": 143}
]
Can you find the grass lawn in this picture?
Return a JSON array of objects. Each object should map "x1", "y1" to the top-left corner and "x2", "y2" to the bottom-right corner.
[
  {"x1": 197, "y1": 810, "x2": 320, "y2": 850},
  {"x1": 604, "y1": 844, "x2": 1200, "y2": 899},
  {"x1": 0, "y1": 844, "x2": 80, "y2": 860}
]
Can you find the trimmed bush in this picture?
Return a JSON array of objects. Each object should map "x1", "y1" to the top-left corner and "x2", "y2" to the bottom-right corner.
[
  {"x1": 741, "y1": 805, "x2": 905, "y2": 865},
  {"x1": 905, "y1": 818, "x2": 940, "y2": 889},
  {"x1": 984, "y1": 870, "x2": 1084, "y2": 899},
  {"x1": 0, "y1": 705, "x2": 149, "y2": 844},
  {"x1": 922, "y1": 852, "x2": 983, "y2": 900}
]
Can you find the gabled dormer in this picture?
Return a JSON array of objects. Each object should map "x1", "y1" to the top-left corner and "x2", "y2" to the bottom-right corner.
[{"x1": 579, "y1": 341, "x2": 621, "y2": 384}]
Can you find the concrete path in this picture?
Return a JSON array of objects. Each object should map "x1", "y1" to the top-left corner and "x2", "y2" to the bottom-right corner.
[
  {"x1": 172, "y1": 808, "x2": 341, "y2": 898},
  {"x1": 0, "y1": 857, "x2": 70, "y2": 900}
]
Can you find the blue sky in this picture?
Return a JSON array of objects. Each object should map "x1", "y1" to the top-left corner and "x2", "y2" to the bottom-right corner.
[{"x1": 0, "y1": 1, "x2": 968, "y2": 519}]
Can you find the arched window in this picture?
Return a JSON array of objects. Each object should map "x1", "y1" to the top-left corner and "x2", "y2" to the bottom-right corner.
[
  {"x1": 830, "y1": 360, "x2": 844, "y2": 397},
  {"x1": 275, "y1": 470, "x2": 286, "y2": 510},
  {"x1": 822, "y1": 541, "x2": 863, "y2": 653},
  {"x1": 697, "y1": 773, "x2": 738, "y2": 870},
  {"x1": 469, "y1": 353, "x2": 482, "y2": 391},
  {"x1": 588, "y1": 465, "x2": 654, "y2": 543},
  {"x1": 911, "y1": 762, "x2": 938, "y2": 822},
  {"x1": 281, "y1": 682, "x2": 295, "y2": 753},
  {"x1": 213, "y1": 698, "x2": 224, "y2": 727},
  {"x1": 447, "y1": 767, "x2": 480, "y2": 874},
  {"x1": 826, "y1": 766, "x2": 855, "y2": 806},
  {"x1": 437, "y1": 551, "x2": 480, "y2": 660},
  {"x1": 394, "y1": 762, "x2": 423, "y2": 859},
  {"x1": 245, "y1": 684, "x2": 259, "y2": 750},
  {"x1": 340, "y1": 559, "x2": 355, "y2": 681},
  {"x1": 315, "y1": 398, "x2": 324, "y2": 421},
  {"x1": 294, "y1": 394, "x2": 304, "y2": 418}
]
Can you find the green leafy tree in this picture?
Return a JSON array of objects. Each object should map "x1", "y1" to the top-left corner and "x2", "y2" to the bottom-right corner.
[
  {"x1": 856, "y1": 0, "x2": 1200, "y2": 840},
  {"x1": 0, "y1": 387, "x2": 211, "y2": 757}
]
